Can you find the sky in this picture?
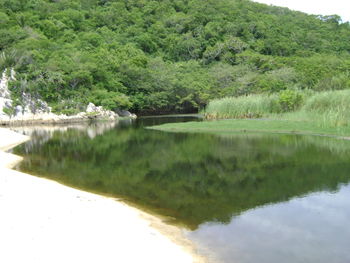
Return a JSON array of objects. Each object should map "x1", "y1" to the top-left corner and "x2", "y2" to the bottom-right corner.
[{"x1": 253, "y1": 0, "x2": 350, "y2": 22}]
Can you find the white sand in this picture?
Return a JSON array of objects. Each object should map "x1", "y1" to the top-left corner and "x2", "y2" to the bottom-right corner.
[{"x1": 0, "y1": 128, "x2": 204, "y2": 263}]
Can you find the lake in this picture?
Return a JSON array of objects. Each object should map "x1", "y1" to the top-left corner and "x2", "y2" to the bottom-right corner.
[{"x1": 13, "y1": 116, "x2": 350, "y2": 263}]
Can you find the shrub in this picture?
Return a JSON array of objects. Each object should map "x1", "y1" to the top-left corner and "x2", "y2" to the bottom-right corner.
[
  {"x1": 90, "y1": 90, "x2": 132, "y2": 110},
  {"x1": 315, "y1": 73, "x2": 350, "y2": 91},
  {"x1": 51, "y1": 100, "x2": 85, "y2": 116},
  {"x1": 278, "y1": 90, "x2": 304, "y2": 112},
  {"x1": 2, "y1": 106, "x2": 14, "y2": 116}
]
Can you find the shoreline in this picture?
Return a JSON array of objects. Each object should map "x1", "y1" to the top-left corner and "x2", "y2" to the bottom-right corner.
[
  {"x1": 149, "y1": 118, "x2": 350, "y2": 139},
  {"x1": 0, "y1": 127, "x2": 205, "y2": 263}
]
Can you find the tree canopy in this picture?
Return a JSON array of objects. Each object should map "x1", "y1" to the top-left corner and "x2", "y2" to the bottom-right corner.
[{"x1": 1, "y1": 0, "x2": 349, "y2": 114}]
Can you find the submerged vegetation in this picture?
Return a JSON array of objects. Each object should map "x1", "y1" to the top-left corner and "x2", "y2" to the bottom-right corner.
[{"x1": 0, "y1": 0, "x2": 350, "y2": 114}]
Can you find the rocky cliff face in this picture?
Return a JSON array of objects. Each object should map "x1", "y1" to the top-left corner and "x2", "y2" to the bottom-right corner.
[
  {"x1": 0, "y1": 68, "x2": 52, "y2": 121},
  {"x1": 0, "y1": 69, "x2": 134, "y2": 125}
]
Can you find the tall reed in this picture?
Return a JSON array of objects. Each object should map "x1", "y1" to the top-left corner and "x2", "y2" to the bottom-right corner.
[
  {"x1": 204, "y1": 94, "x2": 280, "y2": 119},
  {"x1": 204, "y1": 89, "x2": 350, "y2": 127},
  {"x1": 302, "y1": 90, "x2": 350, "y2": 127}
]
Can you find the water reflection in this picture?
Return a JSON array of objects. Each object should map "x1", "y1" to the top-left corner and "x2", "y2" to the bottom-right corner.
[
  {"x1": 13, "y1": 116, "x2": 350, "y2": 262},
  {"x1": 13, "y1": 117, "x2": 350, "y2": 227},
  {"x1": 189, "y1": 186, "x2": 350, "y2": 263},
  {"x1": 11, "y1": 121, "x2": 123, "y2": 152}
]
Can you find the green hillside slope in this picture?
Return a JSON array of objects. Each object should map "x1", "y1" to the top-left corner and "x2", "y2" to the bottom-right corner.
[{"x1": 1, "y1": 0, "x2": 349, "y2": 114}]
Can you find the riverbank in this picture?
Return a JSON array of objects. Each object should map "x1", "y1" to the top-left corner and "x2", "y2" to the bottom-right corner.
[
  {"x1": 0, "y1": 128, "x2": 204, "y2": 263},
  {"x1": 149, "y1": 118, "x2": 350, "y2": 138}
]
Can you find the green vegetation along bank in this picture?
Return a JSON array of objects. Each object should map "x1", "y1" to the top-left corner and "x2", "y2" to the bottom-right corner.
[
  {"x1": 151, "y1": 89, "x2": 350, "y2": 137},
  {"x1": 1, "y1": 0, "x2": 350, "y2": 115}
]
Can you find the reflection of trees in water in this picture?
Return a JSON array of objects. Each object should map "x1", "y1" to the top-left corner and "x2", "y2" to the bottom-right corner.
[
  {"x1": 12, "y1": 121, "x2": 124, "y2": 152},
  {"x1": 15, "y1": 125, "x2": 350, "y2": 230}
]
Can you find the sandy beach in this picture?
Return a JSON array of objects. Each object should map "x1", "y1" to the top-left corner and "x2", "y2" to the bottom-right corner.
[{"x1": 0, "y1": 128, "x2": 203, "y2": 263}]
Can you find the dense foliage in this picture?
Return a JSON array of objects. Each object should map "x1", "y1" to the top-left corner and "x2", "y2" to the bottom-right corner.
[{"x1": 1, "y1": 0, "x2": 350, "y2": 114}]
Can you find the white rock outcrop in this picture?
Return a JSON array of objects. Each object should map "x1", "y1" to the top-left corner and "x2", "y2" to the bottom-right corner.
[
  {"x1": 85, "y1": 102, "x2": 118, "y2": 120},
  {"x1": 0, "y1": 69, "x2": 137, "y2": 126},
  {"x1": 0, "y1": 69, "x2": 15, "y2": 120}
]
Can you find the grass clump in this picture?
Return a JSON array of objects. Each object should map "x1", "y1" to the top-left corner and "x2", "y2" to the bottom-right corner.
[
  {"x1": 302, "y1": 90, "x2": 350, "y2": 127},
  {"x1": 204, "y1": 93, "x2": 280, "y2": 119}
]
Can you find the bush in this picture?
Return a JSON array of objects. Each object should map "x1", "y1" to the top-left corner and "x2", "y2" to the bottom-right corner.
[
  {"x1": 315, "y1": 73, "x2": 350, "y2": 91},
  {"x1": 51, "y1": 100, "x2": 85, "y2": 116},
  {"x1": 278, "y1": 90, "x2": 304, "y2": 112},
  {"x1": 90, "y1": 90, "x2": 132, "y2": 110},
  {"x1": 2, "y1": 106, "x2": 14, "y2": 116}
]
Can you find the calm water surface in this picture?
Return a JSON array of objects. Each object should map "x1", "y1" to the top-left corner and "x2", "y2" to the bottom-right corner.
[{"x1": 13, "y1": 116, "x2": 350, "y2": 263}]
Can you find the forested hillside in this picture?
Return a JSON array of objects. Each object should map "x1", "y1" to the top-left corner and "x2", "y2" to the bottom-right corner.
[{"x1": 1, "y1": 0, "x2": 349, "y2": 114}]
